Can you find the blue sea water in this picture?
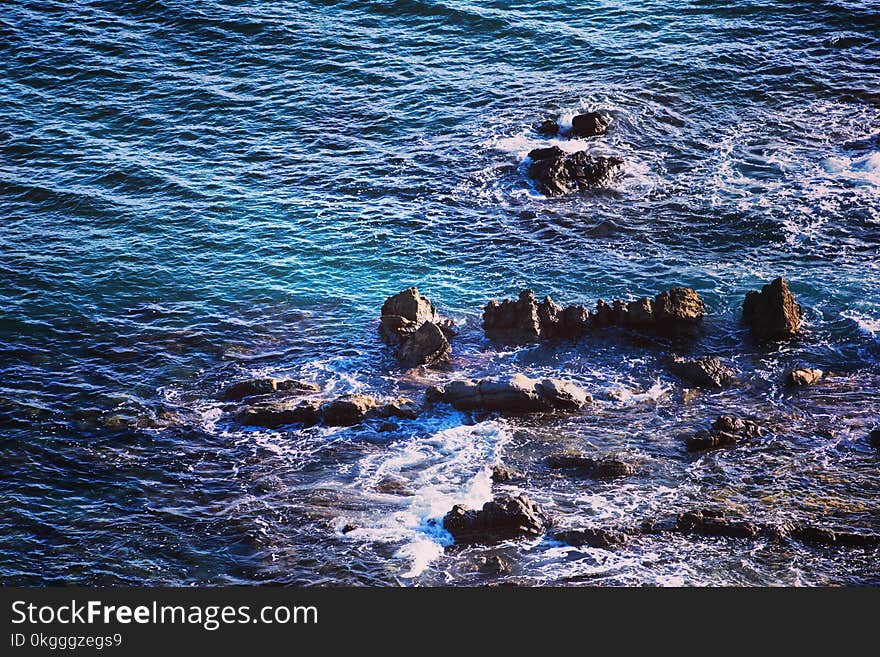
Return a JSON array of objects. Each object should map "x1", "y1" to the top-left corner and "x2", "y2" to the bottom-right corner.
[{"x1": 1, "y1": 0, "x2": 879, "y2": 585}]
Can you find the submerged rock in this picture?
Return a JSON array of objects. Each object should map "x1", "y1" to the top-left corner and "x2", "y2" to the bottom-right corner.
[
  {"x1": 675, "y1": 509, "x2": 760, "y2": 539},
  {"x1": 491, "y1": 464, "x2": 523, "y2": 483},
  {"x1": 547, "y1": 454, "x2": 636, "y2": 479},
  {"x1": 871, "y1": 428, "x2": 880, "y2": 448},
  {"x1": 534, "y1": 119, "x2": 560, "y2": 137},
  {"x1": 786, "y1": 367, "x2": 823, "y2": 386},
  {"x1": 570, "y1": 112, "x2": 609, "y2": 137},
  {"x1": 742, "y1": 277, "x2": 803, "y2": 341},
  {"x1": 667, "y1": 355, "x2": 736, "y2": 389},
  {"x1": 554, "y1": 528, "x2": 628, "y2": 549},
  {"x1": 442, "y1": 494, "x2": 551, "y2": 543},
  {"x1": 379, "y1": 287, "x2": 453, "y2": 368},
  {"x1": 527, "y1": 148, "x2": 624, "y2": 196},
  {"x1": 221, "y1": 377, "x2": 319, "y2": 401},
  {"x1": 684, "y1": 415, "x2": 762, "y2": 452},
  {"x1": 476, "y1": 555, "x2": 511, "y2": 574},
  {"x1": 235, "y1": 399, "x2": 322, "y2": 428},
  {"x1": 426, "y1": 374, "x2": 592, "y2": 413}
]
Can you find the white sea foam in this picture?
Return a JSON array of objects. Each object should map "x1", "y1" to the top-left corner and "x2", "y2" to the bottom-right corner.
[
  {"x1": 842, "y1": 310, "x2": 880, "y2": 336},
  {"x1": 342, "y1": 418, "x2": 512, "y2": 578},
  {"x1": 823, "y1": 151, "x2": 880, "y2": 187},
  {"x1": 607, "y1": 378, "x2": 671, "y2": 405}
]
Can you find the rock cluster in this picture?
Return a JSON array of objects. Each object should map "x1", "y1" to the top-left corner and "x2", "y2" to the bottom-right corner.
[
  {"x1": 527, "y1": 146, "x2": 623, "y2": 196},
  {"x1": 684, "y1": 415, "x2": 763, "y2": 452},
  {"x1": 483, "y1": 287, "x2": 705, "y2": 342},
  {"x1": 379, "y1": 288, "x2": 455, "y2": 368},
  {"x1": 546, "y1": 454, "x2": 637, "y2": 479},
  {"x1": 786, "y1": 367, "x2": 823, "y2": 386},
  {"x1": 667, "y1": 355, "x2": 736, "y2": 389},
  {"x1": 235, "y1": 393, "x2": 419, "y2": 429},
  {"x1": 442, "y1": 494, "x2": 551, "y2": 543},
  {"x1": 426, "y1": 374, "x2": 592, "y2": 413}
]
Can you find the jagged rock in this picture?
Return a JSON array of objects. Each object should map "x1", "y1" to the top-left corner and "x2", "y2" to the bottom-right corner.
[
  {"x1": 547, "y1": 454, "x2": 596, "y2": 470},
  {"x1": 476, "y1": 555, "x2": 511, "y2": 574},
  {"x1": 396, "y1": 321, "x2": 451, "y2": 368},
  {"x1": 652, "y1": 287, "x2": 705, "y2": 335},
  {"x1": 426, "y1": 374, "x2": 592, "y2": 413},
  {"x1": 320, "y1": 394, "x2": 378, "y2": 426},
  {"x1": 547, "y1": 454, "x2": 636, "y2": 479},
  {"x1": 676, "y1": 509, "x2": 760, "y2": 539},
  {"x1": 570, "y1": 112, "x2": 609, "y2": 137},
  {"x1": 527, "y1": 149, "x2": 624, "y2": 196},
  {"x1": 870, "y1": 428, "x2": 880, "y2": 448},
  {"x1": 235, "y1": 399, "x2": 322, "y2": 428},
  {"x1": 374, "y1": 397, "x2": 420, "y2": 420},
  {"x1": 221, "y1": 378, "x2": 319, "y2": 401},
  {"x1": 442, "y1": 494, "x2": 551, "y2": 543},
  {"x1": 554, "y1": 528, "x2": 628, "y2": 549},
  {"x1": 590, "y1": 458, "x2": 637, "y2": 479},
  {"x1": 535, "y1": 119, "x2": 560, "y2": 137},
  {"x1": 528, "y1": 145, "x2": 565, "y2": 161},
  {"x1": 684, "y1": 415, "x2": 762, "y2": 451},
  {"x1": 375, "y1": 475, "x2": 413, "y2": 496},
  {"x1": 786, "y1": 368, "x2": 823, "y2": 386},
  {"x1": 491, "y1": 464, "x2": 523, "y2": 483},
  {"x1": 483, "y1": 290, "x2": 542, "y2": 342},
  {"x1": 379, "y1": 288, "x2": 454, "y2": 367},
  {"x1": 667, "y1": 355, "x2": 736, "y2": 389},
  {"x1": 742, "y1": 277, "x2": 803, "y2": 341}
]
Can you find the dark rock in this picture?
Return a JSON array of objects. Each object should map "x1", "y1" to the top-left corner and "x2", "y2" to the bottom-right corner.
[
  {"x1": 570, "y1": 112, "x2": 609, "y2": 137},
  {"x1": 528, "y1": 149, "x2": 624, "y2": 196},
  {"x1": 712, "y1": 415, "x2": 762, "y2": 437},
  {"x1": 590, "y1": 457, "x2": 637, "y2": 479},
  {"x1": 378, "y1": 315, "x2": 419, "y2": 346},
  {"x1": 320, "y1": 394, "x2": 378, "y2": 426},
  {"x1": 547, "y1": 454, "x2": 596, "y2": 470},
  {"x1": 742, "y1": 277, "x2": 803, "y2": 341},
  {"x1": 379, "y1": 288, "x2": 454, "y2": 368},
  {"x1": 675, "y1": 509, "x2": 760, "y2": 539},
  {"x1": 396, "y1": 321, "x2": 451, "y2": 368},
  {"x1": 221, "y1": 377, "x2": 319, "y2": 401},
  {"x1": 378, "y1": 421, "x2": 398, "y2": 433},
  {"x1": 375, "y1": 475, "x2": 413, "y2": 496},
  {"x1": 528, "y1": 145, "x2": 565, "y2": 161},
  {"x1": 427, "y1": 374, "x2": 592, "y2": 413},
  {"x1": 685, "y1": 415, "x2": 762, "y2": 451},
  {"x1": 341, "y1": 523, "x2": 357, "y2": 534},
  {"x1": 667, "y1": 355, "x2": 735, "y2": 389},
  {"x1": 870, "y1": 429, "x2": 880, "y2": 448},
  {"x1": 786, "y1": 368, "x2": 823, "y2": 386},
  {"x1": 491, "y1": 464, "x2": 523, "y2": 483},
  {"x1": 381, "y1": 287, "x2": 439, "y2": 328},
  {"x1": 483, "y1": 290, "x2": 542, "y2": 342},
  {"x1": 443, "y1": 494, "x2": 551, "y2": 543},
  {"x1": 534, "y1": 119, "x2": 560, "y2": 137},
  {"x1": 235, "y1": 399, "x2": 322, "y2": 428},
  {"x1": 476, "y1": 555, "x2": 511, "y2": 574},
  {"x1": 554, "y1": 528, "x2": 627, "y2": 549},
  {"x1": 374, "y1": 397, "x2": 421, "y2": 420},
  {"x1": 652, "y1": 287, "x2": 705, "y2": 335},
  {"x1": 547, "y1": 454, "x2": 635, "y2": 479}
]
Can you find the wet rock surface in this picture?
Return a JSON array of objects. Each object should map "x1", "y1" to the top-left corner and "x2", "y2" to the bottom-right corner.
[
  {"x1": 787, "y1": 367, "x2": 823, "y2": 386},
  {"x1": 527, "y1": 148, "x2": 624, "y2": 196},
  {"x1": 483, "y1": 287, "x2": 705, "y2": 343},
  {"x1": 426, "y1": 374, "x2": 592, "y2": 413},
  {"x1": 221, "y1": 377, "x2": 319, "y2": 401},
  {"x1": 684, "y1": 415, "x2": 763, "y2": 452},
  {"x1": 379, "y1": 287, "x2": 453, "y2": 368},
  {"x1": 442, "y1": 494, "x2": 551, "y2": 543},
  {"x1": 554, "y1": 528, "x2": 628, "y2": 548},
  {"x1": 570, "y1": 112, "x2": 610, "y2": 137},
  {"x1": 743, "y1": 277, "x2": 803, "y2": 341},
  {"x1": 491, "y1": 464, "x2": 523, "y2": 483},
  {"x1": 548, "y1": 454, "x2": 636, "y2": 479},
  {"x1": 667, "y1": 355, "x2": 736, "y2": 389}
]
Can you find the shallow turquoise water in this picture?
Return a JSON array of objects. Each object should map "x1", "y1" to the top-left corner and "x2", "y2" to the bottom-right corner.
[{"x1": 1, "y1": 0, "x2": 879, "y2": 585}]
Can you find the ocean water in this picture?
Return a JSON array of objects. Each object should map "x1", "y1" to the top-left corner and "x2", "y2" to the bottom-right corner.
[{"x1": 1, "y1": 0, "x2": 879, "y2": 586}]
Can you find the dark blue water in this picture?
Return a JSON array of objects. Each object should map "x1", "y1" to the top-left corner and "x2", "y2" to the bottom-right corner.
[{"x1": 2, "y1": 0, "x2": 879, "y2": 586}]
